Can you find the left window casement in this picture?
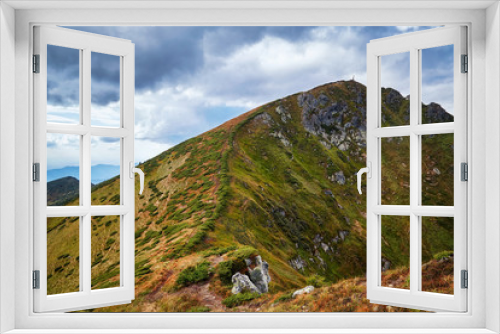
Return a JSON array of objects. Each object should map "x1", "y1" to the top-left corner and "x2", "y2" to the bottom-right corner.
[{"x1": 33, "y1": 26, "x2": 137, "y2": 313}]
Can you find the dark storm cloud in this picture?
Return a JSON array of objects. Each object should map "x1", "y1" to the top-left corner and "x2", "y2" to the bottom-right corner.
[
  {"x1": 202, "y1": 26, "x2": 314, "y2": 56},
  {"x1": 47, "y1": 44, "x2": 80, "y2": 107},
  {"x1": 54, "y1": 26, "x2": 316, "y2": 107},
  {"x1": 68, "y1": 26, "x2": 207, "y2": 92},
  {"x1": 91, "y1": 52, "x2": 120, "y2": 105}
]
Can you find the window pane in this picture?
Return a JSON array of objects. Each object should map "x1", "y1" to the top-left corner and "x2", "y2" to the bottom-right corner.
[
  {"x1": 91, "y1": 52, "x2": 121, "y2": 127},
  {"x1": 421, "y1": 133, "x2": 454, "y2": 206},
  {"x1": 381, "y1": 215, "x2": 410, "y2": 290},
  {"x1": 47, "y1": 217, "x2": 80, "y2": 295},
  {"x1": 421, "y1": 45, "x2": 454, "y2": 124},
  {"x1": 381, "y1": 136, "x2": 410, "y2": 205},
  {"x1": 47, "y1": 133, "x2": 80, "y2": 206},
  {"x1": 47, "y1": 45, "x2": 80, "y2": 124},
  {"x1": 91, "y1": 137, "x2": 121, "y2": 205},
  {"x1": 380, "y1": 52, "x2": 410, "y2": 127},
  {"x1": 421, "y1": 217, "x2": 454, "y2": 294},
  {"x1": 91, "y1": 216, "x2": 120, "y2": 290}
]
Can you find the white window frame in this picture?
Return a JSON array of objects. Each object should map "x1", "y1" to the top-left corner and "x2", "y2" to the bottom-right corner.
[
  {"x1": 1, "y1": 2, "x2": 499, "y2": 333},
  {"x1": 33, "y1": 26, "x2": 136, "y2": 313},
  {"x1": 366, "y1": 26, "x2": 467, "y2": 312}
]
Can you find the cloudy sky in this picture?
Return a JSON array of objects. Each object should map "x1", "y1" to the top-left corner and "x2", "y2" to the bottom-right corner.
[{"x1": 46, "y1": 25, "x2": 452, "y2": 171}]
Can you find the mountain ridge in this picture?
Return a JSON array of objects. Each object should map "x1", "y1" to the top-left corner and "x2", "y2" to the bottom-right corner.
[{"x1": 46, "y1": 80, "x2": 454, "y2": 312}]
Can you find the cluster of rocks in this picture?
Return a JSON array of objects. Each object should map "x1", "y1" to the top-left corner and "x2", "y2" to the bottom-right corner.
[
  {"x1": 270, "y1": 130, "x2": 291, "y2": 147},
  {"x1": 275, "y1": 105, "x2": 292, "y2": 123},
  {"x1": 289, "y1": 230, "x2": 351, "y2": 271},
  {"x1": 327, "y1": 170, "x2": 345, "y2": 185},
  {"x1": 253, "y1": 112, "x2": 274, "y2": 126},
  {"x1": 231, "y1": 255, "x2": 271, "y2": 295}
]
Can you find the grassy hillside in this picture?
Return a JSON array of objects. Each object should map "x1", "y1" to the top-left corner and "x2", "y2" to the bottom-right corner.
[{"x1": 46, "y1": 80, "x2": 455, "y2": 312}]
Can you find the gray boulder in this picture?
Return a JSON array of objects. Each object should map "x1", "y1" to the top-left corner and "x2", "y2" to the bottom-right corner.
[
  {"x1": 248, "y1": 256, "x2": 271, "y2": 293},
  {"x1": 231, "y1": 255, "x2": 272, "y2": 295},
  {"x1": 292, "y1": 285, "x2": 315, "y2": 298},
  {"x1": 231, "y1": 272, "x2": 261, "y2": 295},
  {"x1": 334, "y1": 171, "x2": 346, "y2": 185}
]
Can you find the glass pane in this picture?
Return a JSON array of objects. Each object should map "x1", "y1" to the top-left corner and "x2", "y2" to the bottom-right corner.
[
  {"x1": 47, "y1": 133, "x2": 80, "y2": 206},
  {"x1": 91, "y1": 52, "x2": 121, "y2": 127},
  {"x1": 422, "y1": 217, "x2": 454, "y2": 294},
  {"x1": 47, "y1": 45, "x2": 80, "y2": 124},
  {"x1": 421, "y1": 45, "x2": 454, "y2": 124},
  {"x1": 47, "y1": 216, "x2": 80, "y2": 295},
  {"x1": 381, "y1": 215, "x2": 410, "y2": 290},
  {"x1": 422, "y1": 134, "x2": 454, "y2": 206},
  {"x1": 91, "y1": 137, "x2": 121, "y2": 205},
  {"x1": 381, "y1": 52, "x2": 410, "y2": 127},
  {"x1": 91, "y1": 216, "x2": 120, "y2": 290},
  {"x1": 381, "y1": 136, "x2": 410, "y2": 205}
]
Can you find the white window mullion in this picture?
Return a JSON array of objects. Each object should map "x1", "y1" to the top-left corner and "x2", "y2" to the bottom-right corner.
[
  {"x1": 409, "y1": 46, "x2": 420, "y2": 295},
  {"x1": 81, "y1": 47, "x2": 92, "y2": 295}
]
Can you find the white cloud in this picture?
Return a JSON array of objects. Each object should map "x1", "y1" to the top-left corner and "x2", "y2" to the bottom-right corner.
[
  {"x1": 135, "y1": 139, "x2": 172, "y2": 164},
  {"x1": 46, "y1": 133, "x2": 80, "y2": 170},
  {"x1": 91, "y1": 102, "x2": 121, "y2": 127}
]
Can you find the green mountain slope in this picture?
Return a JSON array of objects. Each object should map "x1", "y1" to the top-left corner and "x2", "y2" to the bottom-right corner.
[{"x1": 46, "y1": 80, "x2": 455, "y2": 312}]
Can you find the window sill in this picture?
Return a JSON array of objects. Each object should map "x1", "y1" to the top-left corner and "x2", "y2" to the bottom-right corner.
[{"x1": 4, "y1": 330, "x2": 498, "y2": 334}]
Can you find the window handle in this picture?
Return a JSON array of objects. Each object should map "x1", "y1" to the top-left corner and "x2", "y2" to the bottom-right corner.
[
  {"x1": 129, "y1": 162, "x2": 145, "y2": 195},
  {"x1": 357, "y1": 162, "x2": 371, "y2": 195}
]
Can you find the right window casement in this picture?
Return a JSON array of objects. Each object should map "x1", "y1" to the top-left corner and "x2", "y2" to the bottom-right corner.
[{"x1": 363, "y1": 26, "x2": 467, "y2": 312}]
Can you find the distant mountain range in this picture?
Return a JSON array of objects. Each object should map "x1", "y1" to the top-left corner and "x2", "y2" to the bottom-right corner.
[{"x1": 47, "y1": 164, "x2": 120, "y2": 184}]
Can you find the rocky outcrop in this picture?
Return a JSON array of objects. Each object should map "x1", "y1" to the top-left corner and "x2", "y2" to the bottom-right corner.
[
  {"x1": 423, "y1": 102, "x2": 453, "y2": 123},
  {"x1": 231, "y1": 255, "x2": 271, "y2": 295},
  {"x1": 297, "y1": 82, "x2": 366, "y2": 153}
]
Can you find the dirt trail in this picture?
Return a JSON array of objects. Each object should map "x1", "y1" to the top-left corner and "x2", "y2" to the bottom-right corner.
[{"x1": 169, "y1": 256, "x2": 226, "y2": 310}]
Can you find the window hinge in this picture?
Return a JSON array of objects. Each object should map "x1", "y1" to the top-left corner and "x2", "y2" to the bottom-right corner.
[
  {"x1": 461, "y1": 270, "x2": 468, "y2": 289},
  {"x1": 33, "y1": 163, "x2": 40, "y2": 182},
  {"x1": 461, "y1": 54, "x2": 468, "y2": 73},
  {"x1": 33, "y1": 54, "x2": 40, "y2": 73},
  {"x1": 33, "y1": 270, "x2": 40, "y2": 289},
  {"x1": 461, "y1": 162, "x2": 468, "y2": 181}
]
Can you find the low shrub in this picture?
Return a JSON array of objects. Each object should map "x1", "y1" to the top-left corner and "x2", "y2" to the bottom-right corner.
[
  {"x1": 306, "y1": 275, "x2": 328, "y2": 288},
  {"x1": 276, "y1": 292, "x2": 294, "y2": 303},
  {"x1": 217, "y1": 260, "x2": 234, "y2": 285},
  {"x1": 186, "y1": 306, "x2": 210, "y2": 312},
  {"x1": 222, "y1": 292, "x2": 260, "y2": 308},
  {"x1": 433, "y1": 250, "x2": 453, "y2": 261},
  {"x1": 175, "y1": 261, "x2": 210, "y2": 288}
]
